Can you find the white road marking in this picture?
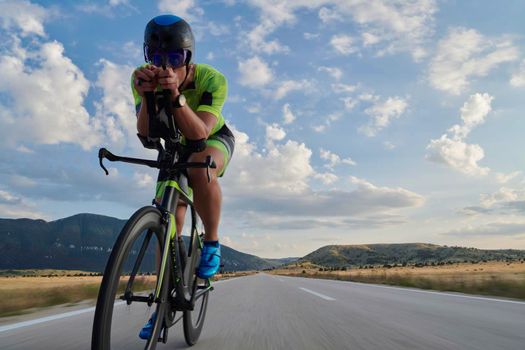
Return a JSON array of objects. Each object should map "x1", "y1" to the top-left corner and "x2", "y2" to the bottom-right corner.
[
  {"x1": 299, "y1": 287, "x2": 335, "y2": 301},
  {"x1": 348, "y1": 282, "x2": 525, "y2": 305},
  {"x1": 284, "y1": 275, "x2": 525, "y2": 306},
  {"x1": 0, "y1": 277, "x2": 240, "y2": 334},
  {"x1": 0, "y1": 302, "x2": 126, "y2": 334}
]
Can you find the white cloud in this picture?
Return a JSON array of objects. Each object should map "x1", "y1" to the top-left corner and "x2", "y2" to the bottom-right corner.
[
  {"x1": 207, "y1": 21, "x2": 230, "y2": 36},
  {"x1": 362, "y1": 32, "x2": 380, "y2": 46},
  {"x1": 360, "y1": 96, "x2": 408, "y2": 137},
  {"x1": 157, "y1": 0, "x2": 204, "y2": 22},
  {"x1": 342, "y1": 97, "x2": 358, "y2": 110},
  {"x1": 304, "y1": 32, "x2": 320, "y2": 40},
  {"x1": 383, "y1": 141, "x2": 396, "y2": 150},
  {"x1": 442, "y1": 222, "x2": 525, "y2": 237},
  {"x1": 109, "y1": 0, "x2": 129, "y2": 6},
  {"x1": 246, "y1": 0, "x2": 437, "y2": 61},
  {"x1": 495, "y1": 171, "x2": 522, "y2": 184},
  {"x1": 332, "y1": 83, "x2": 357, "y2": 94},
  {"x1": 246, "y1": 104, "x2": 261, "y2": 114},
  {"x1": 426, "y1": 135, "x2": 489, "y2": 176},
  {"x1": 241, "y1": 0, "x2": 295, "y2": 55},
  {"x1": 318, "y1": 66, "x2": 343, "y2": 80},
  {"x1": 16, "y1": 145, "x2": 34, "y2": 154},
  {"x1": 265, "y1": 123, "x2": 286, "y2": 141},
  {"x1": 0, "y1": 189, "x2": 46, "y2": 219},
  {"x1": 223, "y1": 127, "x2": 314, "y2": 196},
  {"x1": 459, "y1": 92, "x2": 493, "y2": 129},
  {"x1": 0, "y1": 0, "x2": 48, "y2": 37},
  {"x1": 320, "y1": 148, "x2": 356, "y2": 169},
  {"x1": 221, "y1": 127, "x2": 424, "y2": 226},
  {"x1": 429, "y1": 27, "x2": 519, "y2": 95},
  {"x1": 318, "y1": 7, "x2": 343, "y2": 23},
  {"x1": 480, "y1": 187, "x2": 525, "y2": 208},
  {"x1": 348, "y1": 176, "x2": 425, "y2": 210},
  {"x1": 313, "y1": 172, "x2": 338, "y2": 185},
  {"x1": 94, "y1": 59, "x2": 137, "y2": 149},
  {"x1": 510, "y1": 59, "x2": 525, "y2": 87},
  {"x1": 312, "y1": 124, "x2": 326, "y2": 133},
  {"x1": 238, "y1": 56, "x2": 273, "y2": 87},
  {"x1": 426, "y1": 93, "x2": 493, "y2": 176},
  {"x1": 0, "y1": 190, "x2": 20, "y2": 204},
  {"x1": 0, "y1": 40, "x2": 101, "y2": 150},
  {"x1": 275, "y1": 79, "x2": 313, "y2": 100},
  {"x1": 330, "y1": 34, "x2": 358, "y2": 55},
  {"x1": 9, "y1": 175, "x2": 37, "y2": 188},
  {"x1": 133, "y1": 172, "x2": 154, "y2": 188},
  {"x1": 282, "y1": 104, "x2": 296, "y2": 125},
  {"x1": 311, "y1": 112, "x2": 342, "y2": 132}
]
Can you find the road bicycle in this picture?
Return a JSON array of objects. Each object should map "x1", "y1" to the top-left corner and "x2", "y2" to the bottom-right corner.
[{"x1": 91, "y1": 89, "x2": 216, "y2": 350}]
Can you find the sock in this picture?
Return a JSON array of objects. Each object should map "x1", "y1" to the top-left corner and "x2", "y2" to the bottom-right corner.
[{"x1": 203, "y1": 240, "x2": 219, "y2": 247}]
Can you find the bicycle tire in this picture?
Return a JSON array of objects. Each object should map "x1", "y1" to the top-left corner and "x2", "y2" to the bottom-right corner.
[
  {"x1": 182, "y1": 208, "x2": 210, "y2": 346},
  {"x1": 91, "y1": 206, "x2": 170, "y2": 350}
]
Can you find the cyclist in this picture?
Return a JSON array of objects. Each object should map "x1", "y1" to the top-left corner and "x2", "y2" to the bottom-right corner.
[{"x1": 131, "y1": 14, "x2": 235, "y2": 339}]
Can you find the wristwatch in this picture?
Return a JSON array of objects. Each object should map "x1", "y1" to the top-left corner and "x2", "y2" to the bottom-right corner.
[{"x1": 173, "y1": 94, "x2": 187, "y2": 108}]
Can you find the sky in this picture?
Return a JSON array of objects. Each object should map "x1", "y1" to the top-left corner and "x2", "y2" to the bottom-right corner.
[{"x1": 0, "y1": 0, "x2": 524, "y2": 258}]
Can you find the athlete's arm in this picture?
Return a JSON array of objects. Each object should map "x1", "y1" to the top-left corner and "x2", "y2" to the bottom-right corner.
[
  {"x1": 173, "y1": 102, "x2": 216, "y2": 140},
  {"x1": 132, "y1": 65, "x2": 158, "y2": 136},
  {"x1": 158, "y1": 67, "x2": 218, "y2": 140}
]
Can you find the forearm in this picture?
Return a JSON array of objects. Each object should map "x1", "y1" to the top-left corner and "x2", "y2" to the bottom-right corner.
[
  {"x1": 137, "y1": 100, "x2": 149, "y2": 136},
  {"x1": 173, "y1": 101, "x2": 210, "y2": 140}
]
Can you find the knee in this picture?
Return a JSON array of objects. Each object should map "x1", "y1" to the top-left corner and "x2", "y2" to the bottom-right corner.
[{"x1": 188, "y1": 167, "x2": 217, "y2": 186}]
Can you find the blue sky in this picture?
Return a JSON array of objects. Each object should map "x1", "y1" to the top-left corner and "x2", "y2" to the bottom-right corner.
[{"x1": 1, "y1": 0, "x2": 524, "y2": 258}]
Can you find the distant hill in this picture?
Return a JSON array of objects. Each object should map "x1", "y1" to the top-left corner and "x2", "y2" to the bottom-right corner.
[
  {"x1": 0, "y1": 213, "x2": 286, "y2": 272},
  {"x1": 298, "y1": 243, "x2": 525, "y2": 267}
]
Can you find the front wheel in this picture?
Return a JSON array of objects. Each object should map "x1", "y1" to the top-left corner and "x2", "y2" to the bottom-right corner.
[
  {"x1": 182, "y1": 208, "x2": 210, "y2": 346},
  {"x1": 91, "y1": 206, "x2": 169, "y2": 350}
]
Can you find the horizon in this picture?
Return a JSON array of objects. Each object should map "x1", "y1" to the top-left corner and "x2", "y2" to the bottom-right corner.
[
  {"x1": 0, "y1": 1, "x2": 524, "y2": 258},
  {"x1": 2, "y1": 212, "x2": 524, "y2": 258}
]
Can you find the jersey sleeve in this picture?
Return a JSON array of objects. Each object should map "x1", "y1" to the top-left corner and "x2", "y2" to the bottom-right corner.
[{"x1": 196, "y1": 70, "x2": 228, "y2": 120}]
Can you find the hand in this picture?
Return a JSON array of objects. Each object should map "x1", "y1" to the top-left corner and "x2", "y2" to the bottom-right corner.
[
  {"x1": 157, "y1": 67, "x2": 180, "y2": 96},
  {"x1": 133, "y1": 65, "x2": 158, "y2": 97}
]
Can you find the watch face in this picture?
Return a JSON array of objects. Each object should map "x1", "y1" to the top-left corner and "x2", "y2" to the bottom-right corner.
[{"x1": 178, "y1": 94, "x2": 186, "y2": 107}]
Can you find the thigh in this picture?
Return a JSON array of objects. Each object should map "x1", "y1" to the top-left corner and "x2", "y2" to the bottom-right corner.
[{"x1": 187, "y1": 145, "x2": 226, "y2": 179}]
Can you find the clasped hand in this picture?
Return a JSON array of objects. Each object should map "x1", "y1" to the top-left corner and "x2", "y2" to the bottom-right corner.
[{"x1": 133, "y1": 65, "x2": 180, "y2": 97}]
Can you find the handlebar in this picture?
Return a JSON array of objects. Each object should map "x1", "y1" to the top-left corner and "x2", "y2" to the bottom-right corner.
[{"x1": 98, "y1": 148, "x2": 217, "y2": 182}]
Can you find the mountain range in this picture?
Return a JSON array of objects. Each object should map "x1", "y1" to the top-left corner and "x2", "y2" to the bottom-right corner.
[
  {"x1": 299, "y1": 243, "x2": 525, "y2": 267},
  {"x1": 0, "y1": 213, "x2": 292, "y2": 272},
  {"x1": 1, "y1": 214, "x2": 524, "y2": 272}
]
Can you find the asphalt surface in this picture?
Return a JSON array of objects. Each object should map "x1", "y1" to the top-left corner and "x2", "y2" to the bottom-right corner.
[{"x1": 1, "y1": 273, "x2": 524, "y2": 349}]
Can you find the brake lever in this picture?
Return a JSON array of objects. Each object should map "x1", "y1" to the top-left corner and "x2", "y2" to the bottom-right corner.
[
  {"x1": 205, "y1": 155, "x2": 217, "y2": 183},
  {"x1": 98, "y1": 148, "x2": 109, "y2": 176}
]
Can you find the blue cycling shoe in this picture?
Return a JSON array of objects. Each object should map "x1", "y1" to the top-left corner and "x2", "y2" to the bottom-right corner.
[
  {"x1": 197, "y1": 241, "x2": 221, "y2": 279},
  {"x1": 139, "y1": 311, "x2": 159, "y2": 340}
]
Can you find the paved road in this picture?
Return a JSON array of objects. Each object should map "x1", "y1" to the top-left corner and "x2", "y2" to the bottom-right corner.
[{"x1": 1, "y1": 273, "x2": 524, "y2": 349}]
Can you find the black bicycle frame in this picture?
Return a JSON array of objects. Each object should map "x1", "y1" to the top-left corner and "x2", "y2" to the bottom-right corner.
[{"x1": 98, "y1": 88, "x2": 215, "y2": 311}]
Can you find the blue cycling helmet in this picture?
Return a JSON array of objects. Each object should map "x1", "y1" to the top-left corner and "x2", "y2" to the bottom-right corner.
[{"x1": 143, "y1": 15, "x2": 194, "y2": 65}]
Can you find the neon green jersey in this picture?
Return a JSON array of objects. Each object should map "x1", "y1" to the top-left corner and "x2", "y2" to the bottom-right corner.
[{"x1": 131, "y1": 63, "x2": 228, "y2": 136}]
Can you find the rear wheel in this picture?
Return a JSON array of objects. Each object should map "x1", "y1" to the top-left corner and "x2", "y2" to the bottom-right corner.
[{"x1": 92, "y1": 206, "x2": 170, "y2": 350}]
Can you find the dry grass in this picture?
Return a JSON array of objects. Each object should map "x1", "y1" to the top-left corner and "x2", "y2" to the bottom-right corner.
[
  {"x1": 271, "y1": 261, "x2": 525, "y2": 300},
  {"x1": 0, "y1": 275, "x2": 157, "y2": 317},
  {"x1": 212, "y1": 270, "x2": 257, "y2": 281},
  {"x1": 0, "y1": 269, "x2": 256, "y2": 317}
]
